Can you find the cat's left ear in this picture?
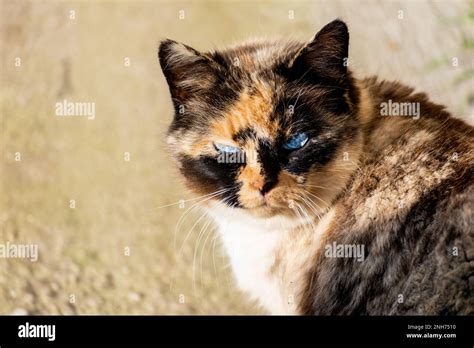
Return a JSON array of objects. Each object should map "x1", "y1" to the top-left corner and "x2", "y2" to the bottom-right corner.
[
  {"x1": 158, "y1": 39, "x2": 219, "y2": 107},
  {"x1": 287, "y1": 19, "x2": 349, "y2": 84}
]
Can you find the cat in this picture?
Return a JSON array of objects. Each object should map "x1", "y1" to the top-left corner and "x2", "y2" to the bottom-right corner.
[{"x1": 158, "y1": 19, "x2": 474, "y2": 315}]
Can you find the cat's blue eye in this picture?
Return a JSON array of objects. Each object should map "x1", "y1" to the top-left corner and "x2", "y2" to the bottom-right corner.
[
  {"x1": 283, "y1": 132, "x2": 309, "y2": 150},
  {"x1": 214, "y1": 143, "x2": 241, "y2": 154}
]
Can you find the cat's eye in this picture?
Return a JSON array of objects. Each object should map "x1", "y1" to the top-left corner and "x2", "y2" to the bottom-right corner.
[
  {"x1": 283, "y1": 132, "x2": 309, "y2": 150},
  {"x1": 214, "y1": 142, "x2": 241, "y2": 154}
]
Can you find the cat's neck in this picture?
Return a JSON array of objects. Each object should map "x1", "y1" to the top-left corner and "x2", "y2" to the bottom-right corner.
[{"x1": 356, "y1": 76, "x2": 451, "y2": 157}]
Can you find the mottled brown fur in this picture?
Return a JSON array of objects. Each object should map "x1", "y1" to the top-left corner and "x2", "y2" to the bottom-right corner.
[{"x1": 296, "y1": 77, "x2": 474, "y2": 314}]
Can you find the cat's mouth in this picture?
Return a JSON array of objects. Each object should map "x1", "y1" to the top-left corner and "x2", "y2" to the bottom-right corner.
[{"x1": 230, "y1": 187, "x2": 301, "y2": 217}]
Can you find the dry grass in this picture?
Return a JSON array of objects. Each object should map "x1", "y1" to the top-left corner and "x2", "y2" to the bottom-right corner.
[{"x1": 1, "y1": 0, "x2": 472, "y2": 314}]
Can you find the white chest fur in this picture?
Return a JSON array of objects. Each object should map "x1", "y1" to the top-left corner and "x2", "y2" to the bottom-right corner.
[
  {"x1": 207, "y1": 204, "x2": 307, "y2": 314},
  {"x1": 206, "y1": 203, "x2": 337, "y2": 314}
]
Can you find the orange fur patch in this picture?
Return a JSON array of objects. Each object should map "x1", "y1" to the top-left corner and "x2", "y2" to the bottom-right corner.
[{"x1": 210, "y1": 81, "x2": 278, "y2": 141}]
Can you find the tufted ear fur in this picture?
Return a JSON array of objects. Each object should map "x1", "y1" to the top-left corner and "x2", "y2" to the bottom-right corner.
[
  {"x1": 158, "y1": 39, "x2": 220, "y2": 111},
  {"x1": 288, "y1": 19, "x2": 349, "y2": 84}
]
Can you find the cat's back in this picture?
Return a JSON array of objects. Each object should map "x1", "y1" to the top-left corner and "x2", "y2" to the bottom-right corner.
[{"x1": 301, "y1": 81, "x2": 474, "y2": 315}]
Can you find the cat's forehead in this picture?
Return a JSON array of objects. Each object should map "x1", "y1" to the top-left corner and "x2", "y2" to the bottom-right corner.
[
  {"x1": 215, "y1": 39, "x2": 302, "y2": 73},
  {"x1": 210, "y1": 79, "x2": 281, "y2": 142},
  {"x1": 168, "y1": 77, "x2": 285, "y2": 158},
  {"x1": 206, "y1": 41, "x2": 305, "y2": 142},
  {"x1": 167, "y1": 40, "x2": 310, "y2": 152}
]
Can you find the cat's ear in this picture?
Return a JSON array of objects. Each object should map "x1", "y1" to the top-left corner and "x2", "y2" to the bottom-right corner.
[
  {"x1": 158, "y1": 39, "x2": 218, "y2": 106},
  {"x1": 288, "y1": 19, "x2": 349, "y2": 83}
]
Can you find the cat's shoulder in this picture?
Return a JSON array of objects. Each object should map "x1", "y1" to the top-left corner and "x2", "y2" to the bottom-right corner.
[{"x1": 340, "y1": 80, "x2": 474, "y2": 232}]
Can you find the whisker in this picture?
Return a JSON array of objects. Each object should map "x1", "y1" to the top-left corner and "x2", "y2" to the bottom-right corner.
[
  {"x1": 154, "y1": 187, "x2": 230, "y2": 210},
  {"x1": 211, "y1": 232, "x2": 220, "y2": 278},
  {"x1": 295, "y1": 202, "x2": 314, "y2": 233},
  {"x1": 300, "y1": 188, "x2": 331, "y2": 208},
  {"x1": 177, "y1": 203, "x2": 214, "y2": 257},
  {"x1": 294, "y1": 193, "x2": 321, "y2": 222},
  {"x1": 192, "y1": 213, "x2": 214, "y2": 295},
  {"x1": 290, "y1": 198, "x2": 307, "y2": 227},
  {"x1": 156, "y1": 190, "x2": 229, "y2": 291},
  {"x1": 199, "y1": 223, "x2": 216, "y2": 288},
  {"x1": 173, "y1": 188, "x2": 231, "y2": 251}
]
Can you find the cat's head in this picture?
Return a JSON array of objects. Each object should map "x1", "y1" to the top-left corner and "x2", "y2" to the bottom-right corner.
[{"x1": 159, "y1": 20, "x2": 363, "y2": 218}]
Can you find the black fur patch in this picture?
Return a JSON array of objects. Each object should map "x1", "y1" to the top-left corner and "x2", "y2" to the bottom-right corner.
[{"x1": 180, "y1": 155, "x2": 243, "y2": 207}]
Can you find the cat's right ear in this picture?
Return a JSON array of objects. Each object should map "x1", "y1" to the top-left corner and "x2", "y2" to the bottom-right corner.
[
  {"x1": 286, "y1": 19, "x2": 349, "y2": 84},
  {"x1": 158, "y1": 39, "x2": 217, "y2": 107}
]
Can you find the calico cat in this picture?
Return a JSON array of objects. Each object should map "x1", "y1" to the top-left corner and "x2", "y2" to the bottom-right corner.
[{"x1": 158, "y1": 19, "x2": 474, "y2": 315}]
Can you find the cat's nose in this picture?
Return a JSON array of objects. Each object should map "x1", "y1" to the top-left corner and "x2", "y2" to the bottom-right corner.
[
  {"x1": 250, "y1": 177, "x2": 265, "y2": 192},
  {"x1": 250, "y1": 177, "x2": 277, "y2": 195},
  {"x1": 260, "y1": 179, "x2": 277, "y2": 196}
]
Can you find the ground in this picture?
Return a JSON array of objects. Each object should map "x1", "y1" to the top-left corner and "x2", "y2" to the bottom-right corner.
[{"x1": 1, "y1": 0, "x2": 472, "y2": 314}]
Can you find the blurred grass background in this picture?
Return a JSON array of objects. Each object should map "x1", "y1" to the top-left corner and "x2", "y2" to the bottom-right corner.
[{"x1": 0, "y1": 0, "x2": 472, "y2": 314}]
